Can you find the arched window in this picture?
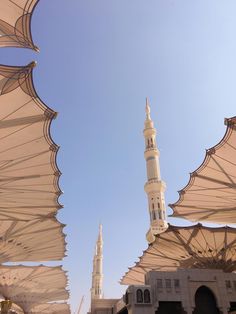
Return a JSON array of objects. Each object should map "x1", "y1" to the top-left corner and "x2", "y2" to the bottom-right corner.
[
  {"x1": 152, "y1": 203, "x2": 155, "y2": 210},
  {"x1": 152, "y1": 211, "x2": 156, "y2": 220},
  {"x1": 158, "y1": 202, "x2": 160, "y2": 209},
  {"x1": 150, "y1": 138, "x2": 153, "y2": 147},
  {"x1": 144, "y1": 289, "x2": 151, "y2": 303},
  {"x1": 136, "y1": 289, "x2": 143, "y2": 303}
]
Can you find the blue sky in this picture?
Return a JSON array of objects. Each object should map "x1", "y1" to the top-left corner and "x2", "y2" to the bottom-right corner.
[{"x1": 1, "y1": 1, "x2": 236, "y2": 313}]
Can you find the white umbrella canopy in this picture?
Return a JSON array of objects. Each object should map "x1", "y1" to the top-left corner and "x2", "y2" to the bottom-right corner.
[
  {"x1": 26, "y1": 303, "x2": 70, "y2": 314},
  {"x1": 0, "y1": 0, "x2": 39, "y2": 50},
  {"x1": 0, "y1": 218, "x2": 66, "y2": 262},
  {"x1": 121, "y1": 224, "x2": 236, "y2": 285},
  {"x1": 7, "y1": 302, "x2": 71, "y2": 314},
  {"x1": 11, "y1": 290, "x2": 69, "y2": 310},
  {"x1": 0, "y1": 63, "x2": 62, "y2": 221},
  {"x1": 0, "y1": 266, "x2": 69, "y2": 308},
  {"x1": 169, "y1": 117, "x2": 236, "y2": 224},
  {"x1": 12, "y1": 289, "x2": 69, "y2": 314},
  {"x1": 0, "y1": 265, "x2": 68, "y2": 293}
]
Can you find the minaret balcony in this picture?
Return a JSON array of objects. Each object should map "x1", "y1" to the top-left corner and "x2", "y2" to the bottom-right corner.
[
  {"x1": 144, "y1": 179, "x2": 166, "y2": 193},
  {"x1": 143, "y1": 126, "x2": 156, "y2": 136},
  {"x1": 144, "y1": 148, "x2": 159, "y2": 158},
  {"x1": 146, "y1": 221, "x2": 168, "y2": 243}
]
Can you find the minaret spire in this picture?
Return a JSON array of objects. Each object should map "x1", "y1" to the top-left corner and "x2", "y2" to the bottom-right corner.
[
  {"x1": 91, "y1": 224, "x2": 103, "y2": 302},
  {"x1": 143, "y1": 99, "x2": 168, "y2": 243},
  {"x1": 145, "y1": 97, "x2": 151, "y2": 120}
]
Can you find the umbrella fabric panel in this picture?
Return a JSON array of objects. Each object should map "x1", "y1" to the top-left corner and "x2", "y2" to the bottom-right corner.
[
  {"x1": 121, "y1": 224, "x2": 236, "y2": 285},
  {"x1": 169, "y1": 117, "x2": 236, "y2": 224},
  {"x1": 27, "y1": 303, "x2": 70, "y2": 314},
  {"x1": 0, "y1": 0, "x2": 39, "y2": 50},
  {"x1": 0, "y1": 218, "x2": 66, "y2": 262},
  {"x1": 0, "y1": 64, "x2": 62, "y2": 221}
]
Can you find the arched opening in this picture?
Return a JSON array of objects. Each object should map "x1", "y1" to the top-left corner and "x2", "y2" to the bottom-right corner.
[
  {"x1": 136, "y1": 289, "x2": 143, "y2": 303},
  {"x1": 150, "y1": 138, "x2": 153, "y2": 147},
  {"x1": 152, "y1": 210, "x2": 156, "y2": 220},
  {"x1": 144, "y1": 289, "x2": 151, "y2": 303},
  {"x1": 160, "y1": 210, "x2": 165, "y2": 219},
  {"x1": 193, "y1": 286, "x2": 219, "y2": 314}
]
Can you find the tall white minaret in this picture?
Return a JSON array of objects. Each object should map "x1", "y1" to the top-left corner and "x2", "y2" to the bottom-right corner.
[
  {"x1": 91, "y1": 224, "x2": 103, "y2": 301},
  {"x1": 143, "y1": 99, "x2": 168, "y2": 243}
]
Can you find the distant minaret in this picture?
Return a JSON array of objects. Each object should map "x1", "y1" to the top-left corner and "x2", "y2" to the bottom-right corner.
[
  {"x1": 91, "y1": 224, "x2": 103, "y2": 301},
  {"x1": 143, "y1": 99, "x2": 168, "y2": 243}
]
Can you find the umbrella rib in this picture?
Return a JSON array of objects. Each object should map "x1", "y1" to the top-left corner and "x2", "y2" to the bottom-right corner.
[{"x1": 211, "y1": 155, "x2": 235, "y2": 185}]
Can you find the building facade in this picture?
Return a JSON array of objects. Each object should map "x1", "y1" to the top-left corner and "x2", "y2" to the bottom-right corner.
[
  {"x1": 124, "y1": 269, "x2": 236, "y2": 314},
  {"x1": 90, "y1": 269, "x2": 236, "y2": 314}
]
